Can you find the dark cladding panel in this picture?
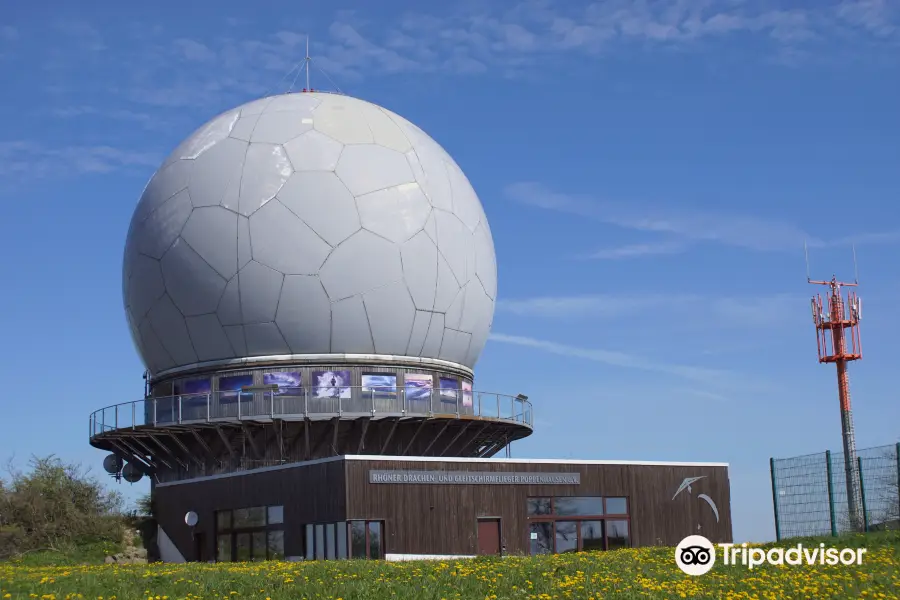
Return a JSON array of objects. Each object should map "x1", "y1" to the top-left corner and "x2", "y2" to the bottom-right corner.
[{"x1": 153, "y1": 458, "x2": 347, "y2": 561}]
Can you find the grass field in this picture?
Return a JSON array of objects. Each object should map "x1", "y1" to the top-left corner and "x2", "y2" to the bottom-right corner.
[{"x1": 1, "y1": 532, "x2": 897, "y2": 599}]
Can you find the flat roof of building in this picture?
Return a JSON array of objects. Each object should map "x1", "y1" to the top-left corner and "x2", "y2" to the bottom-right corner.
[{"x1": 156, "y1": 454, "x2": 729, "y2": 487}]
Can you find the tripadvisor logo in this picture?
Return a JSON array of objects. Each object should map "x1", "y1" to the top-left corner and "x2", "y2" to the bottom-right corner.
[{"x1": 675, "y1": 535, "x2": 868, "y2": 576}]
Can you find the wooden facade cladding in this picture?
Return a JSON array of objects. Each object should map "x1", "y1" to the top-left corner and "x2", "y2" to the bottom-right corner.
[
  {"x1": 153, "y1": 456, "x2": 731, "y2": 561},
  {"x1": 344, "y1": 459, "x2": 731, "y2": 555}
]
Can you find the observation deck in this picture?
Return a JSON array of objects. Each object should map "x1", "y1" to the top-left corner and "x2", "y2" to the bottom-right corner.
[{"x1": 89, "y1": 387, "x2": 534, "y2": 482}]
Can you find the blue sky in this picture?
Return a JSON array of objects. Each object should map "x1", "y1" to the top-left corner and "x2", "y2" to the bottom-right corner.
[{"x1": 1, "y1": 0, "x2": 898, "y2": 544}]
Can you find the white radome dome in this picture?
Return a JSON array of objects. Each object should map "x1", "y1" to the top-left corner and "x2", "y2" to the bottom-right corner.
[{"x1": 122, "y1": 92, "x2": 497, "y2": 375}]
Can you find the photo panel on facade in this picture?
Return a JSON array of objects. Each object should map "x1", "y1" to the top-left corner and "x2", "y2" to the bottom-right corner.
[
  {"x1": 404, "y1": 373, "x2": 433, "y2": 401},
  {"x1": 219, "y1": 374, "x2": 254, "y2": 404},
  {"x1": 439, "y1": 377, "x2": 459, "y2": 403},
  {"x1": 312, "y1": 370, "x2": 352, "y2": 399},
  {"x1": 176, "y1": 377, "x2": 211, "y2": 408},
  {"x1": 263, "y1": 371, "x2": 302, "y2": 395},
  {"x1": 361, "y1": 373, "x2": 397, "y2": 399},
  {"x1": 462, "y1": 380, "x2": 473, "y2": 407}
]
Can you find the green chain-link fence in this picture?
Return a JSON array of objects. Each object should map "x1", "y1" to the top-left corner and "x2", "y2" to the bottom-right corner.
[{"x1": 770, "y1": 443, "x2": 900, "y2": 540}]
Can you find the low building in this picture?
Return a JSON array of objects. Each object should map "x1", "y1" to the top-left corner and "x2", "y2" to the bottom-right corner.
[{"x1": 152, "y1": 455, "x2": 732, "y2": 561}]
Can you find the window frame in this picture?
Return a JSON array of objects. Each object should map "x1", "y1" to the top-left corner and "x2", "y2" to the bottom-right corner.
[
  {"x1": 525, "y1": 496, "x2": 631, "y2": 554},
  {"x1": 215, "y1": 505, "x2": 285, "y2": 562},
  {"x1": 347, "y1": 519, "x2": 385, "y2": 559}
]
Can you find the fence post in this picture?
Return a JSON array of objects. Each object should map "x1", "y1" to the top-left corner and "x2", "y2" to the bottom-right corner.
[
  {"x1": 895, "y1": 442, "x2": 900, "y2": 530},
  {"x1": 826, "y1": 450, "x2": 838, "y2": 537},
  {"x1": 857, "y1": 456, "x2": 868, "y2": 533},
  {"x1": 770, "y1": 457, "x2": 782, "y2": 541}
]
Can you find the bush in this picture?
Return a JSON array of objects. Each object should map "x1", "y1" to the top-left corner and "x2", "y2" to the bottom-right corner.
[{"x1": 0, "y1": 455, "x2": 125, "y2": 559}]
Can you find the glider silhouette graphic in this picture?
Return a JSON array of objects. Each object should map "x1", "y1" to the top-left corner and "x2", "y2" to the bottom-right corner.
[{"x1": 673, "y1": 476, "x2": 720, "y2": 523}]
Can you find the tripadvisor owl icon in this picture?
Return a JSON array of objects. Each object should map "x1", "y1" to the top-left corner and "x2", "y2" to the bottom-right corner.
[{"x1": 676, "y1": 535, "x2": 716, "y2": 576}]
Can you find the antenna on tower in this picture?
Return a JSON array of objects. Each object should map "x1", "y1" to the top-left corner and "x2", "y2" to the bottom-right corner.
[
  {"x1": 805, "y1": 245, "x2": 865, "y2": 532},
  {"x1": 305, "y1": 36, "x2": 311, "y2": 92}
]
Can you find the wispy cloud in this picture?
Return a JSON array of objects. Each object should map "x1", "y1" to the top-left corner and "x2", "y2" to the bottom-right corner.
[
  {"x1": 172, "y1": 39, "x2": 217, "y2": 62},
  {"x1": 837, "y1": 0, "x2": 899, "y2": 37},
  {"x1": 489, "y1": 332, "x2": 734, "y2": 386},
  {"x1": 497, "y1": 292, "x2": 801, "y2": 326},
  {"x1": 505, "y1": 181, "x2": 819, "y2": 252},
  {"x1": 506, "y1": 181, "x2": 900, "y2": 254},
  {"x1": 581, "y1": 241, "x2": 687, "y2": 260},
  {"x1": 35, "y1": 1, "x2": 895, "y2": 112},
  {"x1": 0, "y1": 141, "x2": 161, "y2": 179}
]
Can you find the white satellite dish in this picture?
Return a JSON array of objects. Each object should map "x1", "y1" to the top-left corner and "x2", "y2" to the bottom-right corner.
[{"x1": 185, "y1": 511, "x2": 199, "y2": 527}]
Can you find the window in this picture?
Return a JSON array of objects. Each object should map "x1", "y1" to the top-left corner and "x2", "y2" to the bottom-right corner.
[
  {"x1": 526, "y1": 497, "x2": 630, "y2": 555},
  {"x1": 337, "y1": 522, "x2": 348, "y2": 559},
  {"x1": 349, "y1": 520, "x2": 384, "y2": 559},
  {"x1": 215, "y1": 505, "x2": 285, "y2": 562},
  {"x1": 554, "y1": 521, "x2": 578, "y2": 553},
  {"x1": 605, "y1": 497, "x2": 628, "y2": 515},
  {"x1": 607, "y1": 520, "x2": 630, "y2": 549},
  {"x1": 302, "y1": 521, "x2": 352, "y2": 560},
  {"x1": 554, "y1": 497, "x2": 604, "y2": 516},
  {"x1": 529, "y1": 522, "x2": 552, "y2": 555},
  {"x1": 526, "y1": 498, "x2": 553, "y2": 516}
]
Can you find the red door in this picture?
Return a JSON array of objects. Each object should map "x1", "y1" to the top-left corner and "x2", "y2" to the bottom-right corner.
[{"x1": 477, "y1": 518, "x2": 501, "y2": 555}]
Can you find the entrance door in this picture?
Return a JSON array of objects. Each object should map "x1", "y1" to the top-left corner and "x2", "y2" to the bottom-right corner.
[
  {"x1": 477, "y1": 518, "x2": 501, "y2": 555},
  {"x1": 194, "y1": 532, "x2": 205, "y2": 562}
]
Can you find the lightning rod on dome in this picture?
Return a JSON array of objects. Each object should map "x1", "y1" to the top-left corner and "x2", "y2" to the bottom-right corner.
[{"x1": 305, "y1": 35, "x2": 311, "y2": 92}]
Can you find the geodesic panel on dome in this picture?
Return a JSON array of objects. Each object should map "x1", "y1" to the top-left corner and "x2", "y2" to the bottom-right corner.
[
  {"x1": 127, "y1": 254, "x2": 165, "y2": 321},
  {"x1": 165, "y1": 109, "x2": 240, "y2": 166},
  {"x1": 244, "y1": 322, "x2": 290, "y2": 355},
  {"x1": 161, "y1": 239, "x2": 228, "y2": 317},
  {"x1": 228, "y1": 115, "x2": 259, "y2": 142},
  {"x1": 421, "y1": 312, "x2": 445, "y2": 357},
  {"x1": 237, "y1": 261, "x2": 283, "y2": 324},
  {"x1": 147, "y1": 295, "x2": 197, "y2": 366},
  {"x1": 473, "y1": 222, "x2": 497, "y2": 300},
  {"x1": 276, "y1": 275, "x2": 332, "y2": 354},
  {"x1": 278, "y1": 172, "x2": 360, "y2": 247},
  {"x1": 401, "y1": 231, "x2": 439, "y2": 311},
  {"x1": 319, "y1": 230, "x2": 403, "y2": 301},
  {"x1": 314, "y1": 95, "x2": 373, "y2": 144},
  {"x1": 251, "y1": 111, "x2": 313, "y2": 144},
  {"x1": 249, "y1": 199, "x2": 331, "y2": 275},
  {"x1": 180, "y1": 207, "x2": 239, "y2": 280},
  {"x1": 363, "y1": 280, "x2": 416, "y2": 355},
  {"x1": 336, "y1": 145, "x2": 415, "y2": 197},
  {"x1": 407, "y1": 310, "x2": 432, "y2": 356},
  {"x1": 357, "y1": 182, "x2": 431, "y2": 243},
  {"x1": 363, "y1": 104, "x2": 412, "y2": 153},
  {"x1": 185, "y1": 314, "x2": 234, "y2": 361},
  {"x1": 238, "y1": 144, "x2": 293, "y2": 217},
  {"x1": 135, "y1": 189, "x2": 192, "y2": 259},
  {"x1": 123, "y1": 92, "x2": 497, "y2": 374},
  {"x1": 445, "y1": 159, "x2": 483, "y2": 232},
  {"x1": 439, "y1": 328, "x2": 471, "y2": 365},
  {"x1": 190, "y1": 137, "x2": 248, "y2": 208},
  {"x1": 284, "y1": 130, "x2": 343, "y2": 172},
  {"x1": 331, "y1": 295, "x2": 374, "y2": 354}
]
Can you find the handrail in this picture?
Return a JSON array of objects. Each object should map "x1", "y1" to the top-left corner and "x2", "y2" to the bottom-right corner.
[{"x1": 88, "y1": 386, "x2": 533, "y2": 440}]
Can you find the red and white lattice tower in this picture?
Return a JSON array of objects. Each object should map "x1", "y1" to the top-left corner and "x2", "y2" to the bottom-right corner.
[{"x1": 809, "y1": 273, "x2": 864, "y2": 530}]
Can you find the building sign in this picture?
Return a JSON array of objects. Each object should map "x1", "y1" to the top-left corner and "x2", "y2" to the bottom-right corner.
[{"x1": 368, "y1": 470, "x2": 580, "y2": 485}]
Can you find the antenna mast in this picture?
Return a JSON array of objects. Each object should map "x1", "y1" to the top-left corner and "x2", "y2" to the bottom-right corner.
[
  {"x1": 807, "y1": 247, "x2": 864, "y2": 531},
  {"x1": 305, "y1": 36, "x2": 311, "y2": 92}
]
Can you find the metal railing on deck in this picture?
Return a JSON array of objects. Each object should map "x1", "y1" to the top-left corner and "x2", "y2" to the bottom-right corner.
[{"x1": 88, "y1": 386, "x2": 533, "y2": 439}]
